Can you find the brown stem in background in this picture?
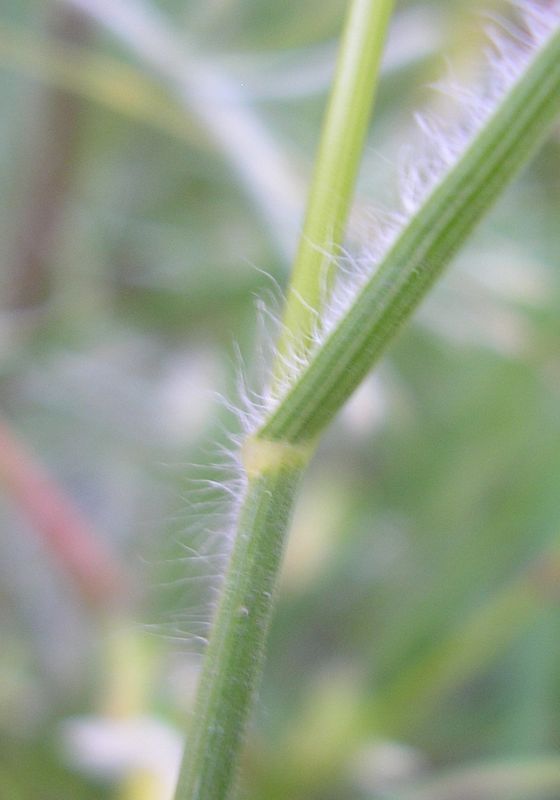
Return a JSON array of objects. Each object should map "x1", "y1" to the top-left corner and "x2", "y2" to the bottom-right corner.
[
  {"x1": 0, "y1": 415, "x2": 128, "y2": 610},
  {"x1": 9, "y1": 7, "x2": 90, "y2": 309}
]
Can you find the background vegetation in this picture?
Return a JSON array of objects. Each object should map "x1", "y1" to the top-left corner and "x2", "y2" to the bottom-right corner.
[{"x1": 1, "y1": 1, "x2": 560, "y2": 798}]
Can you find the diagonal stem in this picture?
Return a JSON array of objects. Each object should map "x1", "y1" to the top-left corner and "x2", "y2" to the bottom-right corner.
[{"x1": 173, "y1": 2, "x2": 394, "y2": 797}]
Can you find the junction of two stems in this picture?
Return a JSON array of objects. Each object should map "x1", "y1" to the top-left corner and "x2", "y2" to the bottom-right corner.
[
  {"x1": 174, "y1": 1, "x2": 395, "y2": 795},
  {"x1": 260, "y1": 18, "x2": 560, "y2": 444},
  {"x1": 175, "y1": 8, "x2": 560, "y2": 800}
]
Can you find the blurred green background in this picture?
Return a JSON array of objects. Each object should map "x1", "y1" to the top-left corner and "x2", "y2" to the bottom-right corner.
[{"x1": 1, "y1": 0, "x2": 560, "y2": 798}]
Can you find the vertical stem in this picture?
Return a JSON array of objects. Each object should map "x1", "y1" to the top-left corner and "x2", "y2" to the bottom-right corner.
[
  {"x1": 274, "y1": 0, "x2": 394, "y2": 379},
  {"x1": 173, "y1": 461, "x2": 306, "y2": 800},
  {"x1": 173, "y1": 3, "x2": 394, "y2": 796}
]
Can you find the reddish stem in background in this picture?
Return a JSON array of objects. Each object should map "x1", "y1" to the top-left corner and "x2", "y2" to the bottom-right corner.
[{"x1": 0, "y1": 416, "x2": 128, "y2": 610}]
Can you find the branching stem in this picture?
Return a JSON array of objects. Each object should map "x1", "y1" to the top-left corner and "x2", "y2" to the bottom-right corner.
[
  {"x1": 174, "y1": 7, "x2": 560, "y2": 800},
  {"x1": 173, "y1": 1, "x2": 393, "y2": 797}
]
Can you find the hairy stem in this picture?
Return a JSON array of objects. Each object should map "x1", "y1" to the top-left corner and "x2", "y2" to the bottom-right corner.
[
  {"x1": 173, "y1": 458, "x2": 307, "y2": 800},
  {"x1": 174, "y1": 8, "x2": 560, "y2": 800},
  {"x1": 261, "y1": 19, "x2": 560, "y2": 443},
  {"x1": 173, "y1": 1, "x2": 393, "y2": 797},
  {"x1": 274, "y1": 0, "x2": 395, "y2": 375}
]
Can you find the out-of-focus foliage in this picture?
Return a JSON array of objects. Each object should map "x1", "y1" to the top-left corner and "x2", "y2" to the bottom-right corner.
[{"x1": 1, "y1": 1, "x2": 560, "y2": 798}]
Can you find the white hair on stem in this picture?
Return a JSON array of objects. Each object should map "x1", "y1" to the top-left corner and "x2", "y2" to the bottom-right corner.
[
  {"x1": 141, "y1": 429, "x2": 251, "y2": 651},
  {"x1": 143, "y1": 0, "x2": 559, "y2": 651},
  {"x1": 236, "y1": 0, "x2": 560, "y2": 422}
]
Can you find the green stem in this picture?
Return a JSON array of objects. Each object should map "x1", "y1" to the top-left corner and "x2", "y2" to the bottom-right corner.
[
  {"x1": 274, "y1": 0, "x2": 395, "y2": 379},
  {"x1": 174, "y1": 11, "x2": 560, "y2": 800},
  {"x1": 173, "y1": 457, "x2": 307, "y2": 800},
  {"x1": 173, "y1": 2, "x2": 393, "y2": 797},
  {"x1": 262, "y1": 22, "x2": 560, "y2": 443}
]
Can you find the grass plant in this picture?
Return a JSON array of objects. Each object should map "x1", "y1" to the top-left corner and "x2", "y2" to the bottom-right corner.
[
  {"x1": 1, "y1": 1, "x2": 560, "y2": 799},
  {"x1": 172, "y1": 2, "x2": 560, "y2": 798}
]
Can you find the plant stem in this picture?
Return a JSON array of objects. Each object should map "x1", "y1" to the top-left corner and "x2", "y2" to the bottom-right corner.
[
  {"x1": 274, "y1": 0, "x2": 395, "y2": 378},
  {"x1": 173, "y1": 456, "x2": 307, "y2": 800},
  {"x1": 261, "y1": 21, "x2": 560, "y2": 444},
  {"x1": 0, "y1": 415, "x2": 126, "y2": 610},
  {"x1": 174, "y1": 9, "x2": 560, "y2": 800},
  {"x1": 173, "y1": 2, "x2": 393, "y2": 797}
]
